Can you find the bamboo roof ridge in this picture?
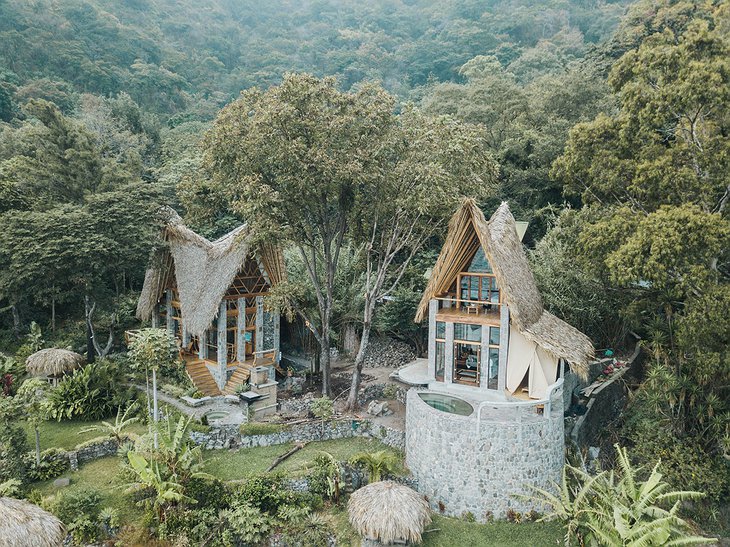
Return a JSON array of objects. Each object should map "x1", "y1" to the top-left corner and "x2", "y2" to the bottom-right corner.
[
  {"x1": 136, "y1": 208, "x2": 285, "y2": 338},
  {"x1": 25, "y1": 348, "x2": 85, "y2": 377},
  {"x1": 0, "y1": 497, "x2": 66, "y2": 547},
  {"x1": 348, "y1": 481, "x2": 431, "y2": 545},
  {"x1": 415, "y1": 199, "x2": 594, "y2": 378}
]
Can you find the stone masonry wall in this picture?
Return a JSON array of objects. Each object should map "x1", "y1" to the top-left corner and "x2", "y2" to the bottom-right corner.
[
  {"x1": 189, "y1": 419, "x2": 406, "y2": 451},
  {"x1": 405, "y1": 389, "x2": 564, "y2": 521}
]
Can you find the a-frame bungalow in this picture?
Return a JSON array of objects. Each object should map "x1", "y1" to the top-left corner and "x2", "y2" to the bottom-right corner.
[{"x1": 134, "y1": 210, "x2": 285, "y2": 397}]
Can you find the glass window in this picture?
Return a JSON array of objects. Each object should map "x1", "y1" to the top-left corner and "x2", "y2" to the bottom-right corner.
[
  {"x1": 489, "y1": 327, "x2": 500, "y2": 346},
  {"x1": 488, "y1": 347, "x2": 499, "y2": 390},
  {"x1": 467, "y1": 248, "x2": 493, "y2": 273},
  {"x1": 435, "y1": 321, "x2": 446, "y2": 339},
  {"x1": 454, "y1": 323, "x2": 481, "y2": 342},
  {"x1": 454, "y1": 342, "x2": 480, "y2": 386},
  {"x1": 435, "y1": 341, "x2": 445, "y2": 381}
]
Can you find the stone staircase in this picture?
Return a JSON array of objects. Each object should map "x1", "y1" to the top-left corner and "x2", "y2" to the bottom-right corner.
[{"x1": 184, "y1": 358, "x2": 221, "y2": 396}]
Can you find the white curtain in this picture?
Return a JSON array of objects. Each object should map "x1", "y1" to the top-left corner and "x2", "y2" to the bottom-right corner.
[{"x1": 507, "y1": 328, "x2": 559, "y2": 399}]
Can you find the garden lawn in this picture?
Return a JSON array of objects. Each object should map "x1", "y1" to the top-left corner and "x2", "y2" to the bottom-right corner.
[
  {"x1": 422, "y1": 515, "x2": 564, "y2": 546},
  {"x1": 31, "y1": 456, "x2": 141, "y2": 524},
  {"x1": 203, "y1": 437, "x2": 403, "y2": 480},
  {"x1": 22, "y1": 419, "x2": 148, "y2": 451}
]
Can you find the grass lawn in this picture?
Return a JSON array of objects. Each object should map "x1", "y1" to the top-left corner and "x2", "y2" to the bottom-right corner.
[
  {"x1": 422, "y1": 515, "x2": 564, "y2": 546},
  {"x1": 31, "y1": 456, "x2": 142, "y2": 524},
  {"x1": 22, "y1": 419, "x2": 148, "y2": 451},
  {"x1": 203, "y1": 437, "x2": 403, "y2": 480}
]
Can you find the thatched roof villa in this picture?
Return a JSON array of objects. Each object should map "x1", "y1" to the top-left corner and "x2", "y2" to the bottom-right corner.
[
  {"x1": 402, "y1": 199, "x2": 595, "y2": 520},
  {"x1": 134, "y1": 209, "x2": 285, "y2": 402}
]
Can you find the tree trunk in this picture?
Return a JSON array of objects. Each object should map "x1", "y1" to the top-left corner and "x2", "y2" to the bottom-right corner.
[
  {"x1": 152, "y1": 367, "x2": 159, "y2": 449},
  {"x1": 51, "y1": 296, "x2": 56, "y2": 333},
  {"x1": 85, "y1": 296, "x2": 95, "y2": 364},
  {"x1": 11, "y1": 305, "x2": 21, "y2": 339},
  {"x1": 346, "y1": 295, "x2": 375, "y2": 410},
  {"x1": 34, "y1": 426, "x2": 41, "y2": 465},
  {"x1": 319, "y1": 333, "x2": 331, "y2": 397}
]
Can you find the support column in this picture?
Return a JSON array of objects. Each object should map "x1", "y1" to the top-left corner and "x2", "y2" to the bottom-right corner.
[
  {"x1": 236, "y1": 297, "x2": 246, "y2": 363},
  {"x1": 273, "y1": 309, "x2": 281, "y2": 362},
  {"x1": 444, "y1": 322, "x2": 454, "y2": 384},
  {"x1": 480, "y1": 324, "x2": 490, "y2": 391},
  {"x1": 427, "y1": 299, "x2": 438, "y2": 381},
  {"x1": 217, "y1": 301, "x2": 227, "y2": 389},
  {"x1": 182, "y1": 324, "x2": 190, "y2": 350},
  {"x1": 165, "y1": 290, "x2": 174, "y2": 335},
  {"x1": 498, "y1": 305, "x2": 509, "y2": 392},
  {"x1": 198, "y1": 330, "x2": 207, "y2": 360},
  {"x1": 255, "y1": 296, "x2": 264, "y2": 354}
]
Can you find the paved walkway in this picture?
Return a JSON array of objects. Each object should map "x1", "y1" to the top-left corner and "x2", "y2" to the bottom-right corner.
[{"x1": 133, "y1": 384, "x2": 247, "y2": 425}]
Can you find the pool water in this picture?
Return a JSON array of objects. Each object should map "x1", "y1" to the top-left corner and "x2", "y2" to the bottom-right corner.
[
  {"x1": 206, "y1": 410, "x2": 230, "y2": 420},
  {"x1": 418, "y1": 392, "x2": 474, "y2": 416}
]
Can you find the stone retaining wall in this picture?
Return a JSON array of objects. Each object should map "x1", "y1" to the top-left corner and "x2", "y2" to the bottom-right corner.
[
  {"x1": 189, "y1": 419, "x2": 406, "y2": 452},
  {"x1": 405, "y1": 389, "x2": 564, "y2": 520}
]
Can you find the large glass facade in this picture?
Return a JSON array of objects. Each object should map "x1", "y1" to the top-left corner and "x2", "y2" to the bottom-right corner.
[{"x1": 454, "y1": 323, "x2": 481, "y2": 342}]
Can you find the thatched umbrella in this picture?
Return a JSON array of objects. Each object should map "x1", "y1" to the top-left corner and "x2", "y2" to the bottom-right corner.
[
  {"x1": 25, "y1": 348, "x2": 84, "y2": 378},
  {"x1": 0, "y1": 497, "x2": 66, "y2": 547},
  {"x1": 348, "y1": 481, "x2": 431, "y2": 545}
]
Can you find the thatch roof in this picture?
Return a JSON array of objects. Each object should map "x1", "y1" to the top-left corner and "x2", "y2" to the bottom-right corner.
[
  {"x1": 25, "y1": 348, "x2": 84, "y2": 377},
  {"x1": 348, "y1": 481, "x2": 431, "y2": 545},
  {"x1": 136, "y1": 209, "x2": 285, "y2": 338},
  {"x1": 415, "y1": 199, "x2": 594, "y2": 378},
  {"x1": 0, "y1": 497, "x2": 66, "y2": 547}
]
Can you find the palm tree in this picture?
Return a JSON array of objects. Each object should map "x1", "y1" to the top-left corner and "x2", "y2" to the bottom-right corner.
[
  {"x1": 79, "y1": 402, "x2": 140, "y2": 443},
  {"x1": 350, "y1": 450, "x2": 400, "y2": 483}
]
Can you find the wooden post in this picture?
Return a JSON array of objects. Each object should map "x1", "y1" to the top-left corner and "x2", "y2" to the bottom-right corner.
[
  {"x1": 165, "y1": 290, "x2": 174, "y2": 334},
  {"x1": 427, "y1": 299, "x2": 438, "y2": 382},
  {"x1": 217, "y1": 301, "x2": 227, "y2": 389},
  {"x1": 236, "y1": 297, "x2": 246, "y2": 363},
  {"x1": 255, "y1": 296, "x2": 264, "y2": 354}
]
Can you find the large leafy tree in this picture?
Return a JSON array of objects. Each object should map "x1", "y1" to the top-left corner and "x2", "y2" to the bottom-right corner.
[
  {"x1": 344, "y1": 107, "x2": 497, "y2": 408},
  {"x1": 551, "y1": 0, "x2": 730, "y2": 498},
  {"x1": 200, "y1": 74, "x2": 395, "y2": 396}
]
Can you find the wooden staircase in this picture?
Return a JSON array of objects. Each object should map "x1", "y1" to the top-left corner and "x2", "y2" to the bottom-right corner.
[
  {"x1": 184, "y1": 358, "x2": 221, "y2": 396},
  {"x1": 222, "y1": 366, "x2": 251, "y2": 395}
]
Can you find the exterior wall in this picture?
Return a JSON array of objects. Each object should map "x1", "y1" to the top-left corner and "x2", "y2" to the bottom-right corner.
[{"x1": 405, "y1": 388, "x2": 564, "y2": 520}]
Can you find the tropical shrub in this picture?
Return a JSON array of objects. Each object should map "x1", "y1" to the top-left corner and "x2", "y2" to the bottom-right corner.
[
  {"x1": 0, "y1": 396, "x2": 29, "y2": 483},
  {"x1": 0, "y1": 478, "x2": 21, "y2": 497},
  {"x1": 349, "y1": 450, "x2": 400, "y2": 483},
  {"x1": 25, "y1": 447, "x2": 69, "y2": 481},
  {"x1": 0, "y1": 354, "x2": 25, "y2": 396},
  {"x1": 49, "y1": 487, "x2": 104, "y2": 543},
  {"x1": 45, "y1": 360, "x2": 133, "y2": 421},
  {"x1": 233, "y1": 473, "x2": 316, "y2": 515},
  {"x1": 309, "y1": 452, "x2": 342, "y2": 502},
  {"x1": 529, "y1": 444, "x2": 713, "y2": 546}
]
